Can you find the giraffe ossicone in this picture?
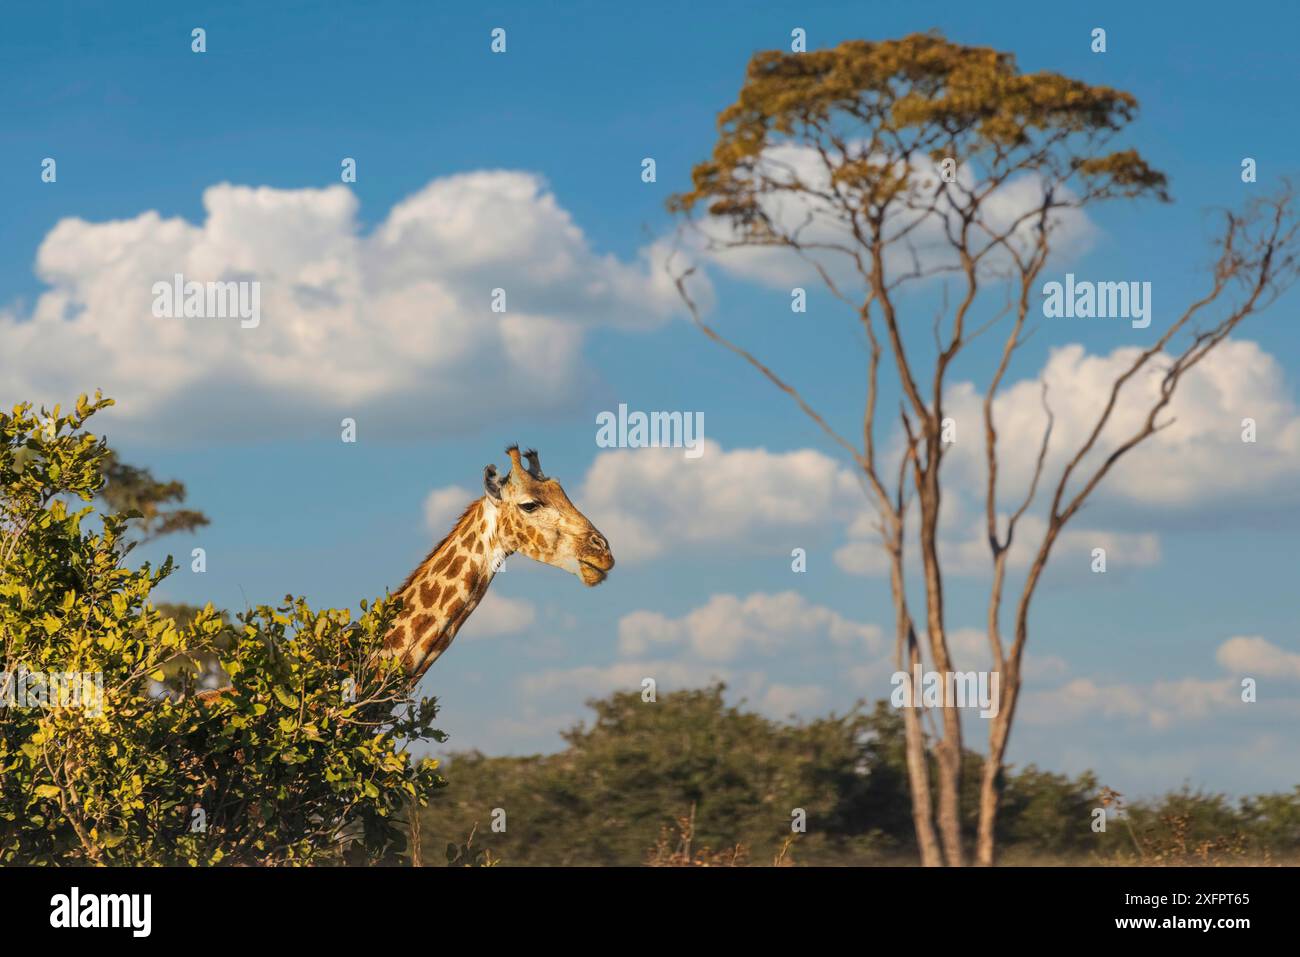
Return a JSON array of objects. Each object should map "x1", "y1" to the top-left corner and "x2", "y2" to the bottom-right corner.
[{"x1": 384, "y1": 445, "x2": 614, "y2": 679}]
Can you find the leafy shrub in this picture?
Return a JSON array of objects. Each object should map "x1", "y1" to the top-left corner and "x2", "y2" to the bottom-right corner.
[{"x1": 0, "y1": 395, "x2": 444, "y2": 864}]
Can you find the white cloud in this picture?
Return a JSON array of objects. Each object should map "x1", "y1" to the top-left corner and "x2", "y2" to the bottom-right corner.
[
  {"x1": 944, "y1": 627, "x2": 993, "y2": 666},
  {"x1": 424, "y1": 485, "x2": 475, "y2": 535},
  {"x1": 1020, "y1": 676, "x2": 1241, "y2": 730},
  {"x1": 761, "y1": 683, "x2": 830, "y2": 716},
  {"x1": 515, "y1": 590, "x2": 882, "y2": 725},
  {"x1": 940, "y1": 513, "x2": 1160, "y2": 576},
  {"x1": 853, "y1": 625, "x2": 1067, "y2": 690},
  {"x1": 1216, "y1": 636, "x2": 1300, "y2": 679},
  {"x1": 0, "y1": 172, "x2": 697, "y2": 440},
  {"x1": 691, "y1": 145, "x2": 1096, "y2": 291},
  {"x1": 830, "y1": 339, "x2": 1300, "y2": 576},
  {"x1": 514, "y1": 659, "x2": 831, "y2": 723},
  {"x1": 617, "y1": 591, "x2": 882, "y2": 662},
  {"x1": 580, "y1": 440, "x2": 863, "y2": 562},
  {"x1": 1016, "y1": 633, "x2": 1300, "y2": 731},
  {"x1": 834, "y1": 507, "x2": 1160, "y2": 579},
  {"x1": 517, "y1": 659, "x2": 729, "y2": 699},
  {"x1": 1024, "y1": 654, "x2": 1069, "y2": 683},
  {"x1": 945, "y1": 339, "x2": 1300, "y2": 509},
  {"x1": 459, "y1": 591, "x2": 537, "y2": 639}
]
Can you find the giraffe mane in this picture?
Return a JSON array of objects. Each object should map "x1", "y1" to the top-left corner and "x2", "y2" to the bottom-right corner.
[{"x1": 395, "y1": 498, "x2": 483, "y2": 598}]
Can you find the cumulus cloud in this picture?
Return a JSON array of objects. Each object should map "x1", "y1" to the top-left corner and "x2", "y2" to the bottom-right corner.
[
  {"x1": 848, "y1": 625, "x2": 1067, "y2": 698},
  {"x1": 1020, "y1": 676, "x2": 1241, "y2": 731},
  {"x1": 761, "y1": 683, "x2": 830, "y2": 716},
  {"x1": 424, "y1": 485, "x2": 476, "y2": 535},
  {"x1": 458, "y1": 591, "x2": 537, "y2": 640},
  {"x1": 689, "y1": 144, "x2": 1096, "y2": 291},
  {"x1": 0, "y1": 172, "x2": 697, "y2": 441},
  {"x1": 1017, "y1": 635, "x2": 1300, "y2": 731},
  {"x1": 944, "y1": 339, "x2": 1300, "y2": 509},
  {"x1": 1216, "y1": 635, "x2": 1300, "y2": 679},
  {"x1": 579, "y1": 440, "x2": 863, "y2": 562},
  {"x1": 617, "y1": 590, "x2": 882, "y2": 661},
  {"x1": 833, "y1": 337, "x2": 1300, "y2": 576},
  {"x1": 944, "y1": 513, "x2": 1160, "y2": 576},
  {"x1": 515, "y1": 659, "x2": 831, "y2": 722},
  {"x1": 833, "y1": 505, "x2": 1160, "y2": 579},
  {"x1": 512, "y1": 591, "x2": 881, "y2": 724},
  {"x1": 517, "y1": 659, "x2": 729, "y2": 699}
]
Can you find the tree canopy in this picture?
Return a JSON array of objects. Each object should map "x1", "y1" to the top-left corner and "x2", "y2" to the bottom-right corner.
[{"x1": 671, "y1": 32, "x2": 1169, "y2": 235}]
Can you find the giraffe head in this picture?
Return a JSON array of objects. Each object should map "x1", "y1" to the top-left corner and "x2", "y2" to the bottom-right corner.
[{"x1": 484, "y1": 446, "x2": 614, "y2": 586}]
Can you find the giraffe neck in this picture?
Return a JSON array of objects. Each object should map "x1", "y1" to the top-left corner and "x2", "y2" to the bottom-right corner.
[{"x1": 385, "y1": 497, "x2": 510, "y2": 679}]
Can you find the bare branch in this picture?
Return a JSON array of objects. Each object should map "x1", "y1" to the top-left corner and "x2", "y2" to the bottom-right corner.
[{"x1": 669, "y1": 260, "x2": 867, "y2": 470}]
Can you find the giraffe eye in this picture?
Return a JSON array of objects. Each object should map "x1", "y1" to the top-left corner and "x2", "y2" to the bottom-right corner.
[{"x1": 519, "y1": 501, "x2": 541, "y2": 513}]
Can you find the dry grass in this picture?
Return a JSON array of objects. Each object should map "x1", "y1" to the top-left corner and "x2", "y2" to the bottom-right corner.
[
  {"x1": 637, "y1": 789, "x2": 1292, "y2": 867},
  {"x1": 644, "y1": 804, "x2": 802, "y2": 867},
  {"x1": 645, "y1": 805, "x2": 750, "y2": 867}
]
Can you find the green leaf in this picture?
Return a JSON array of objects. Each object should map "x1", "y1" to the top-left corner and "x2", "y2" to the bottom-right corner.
[{"x1": 273, "y1": 686, "x2": 300, "y2": 709}]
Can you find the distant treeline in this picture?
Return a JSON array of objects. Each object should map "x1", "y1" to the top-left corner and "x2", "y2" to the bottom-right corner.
[{"x1": 420, "y1": 685, "x2": 1300, "y2": 866}]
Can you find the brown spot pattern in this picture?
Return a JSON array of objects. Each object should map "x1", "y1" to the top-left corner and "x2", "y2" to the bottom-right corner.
[{"x1": 419, "y1": 579, "x2": 441, "y2": 607}]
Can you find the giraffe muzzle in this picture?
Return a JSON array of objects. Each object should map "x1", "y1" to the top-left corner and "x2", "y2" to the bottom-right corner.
[
  {"x1": 578, "y1": 532, "x2": 614, "y2": 585},
  {"x1": 578, "y1": 559, "x2": 612, "y2": 586}
]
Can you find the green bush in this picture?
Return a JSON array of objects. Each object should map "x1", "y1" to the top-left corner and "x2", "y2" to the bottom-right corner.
[
  {"x1": 0, "y1": 394, "x2": 444, "y2": 865},
  {"x1": 421, "y1": 687, "x2": 922, "y2": 865}
]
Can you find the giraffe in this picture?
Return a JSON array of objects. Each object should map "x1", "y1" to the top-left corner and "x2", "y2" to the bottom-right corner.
[
  {"x1": 382, "y1": 445, "x2": 614, "y2": 679},
  {"x1": 194, "y1": 445, "x2": 612, "y2": 702}
]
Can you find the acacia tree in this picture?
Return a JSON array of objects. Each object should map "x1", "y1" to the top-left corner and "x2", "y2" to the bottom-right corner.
[{"x1": 670, "y1": 33, "x2": 1300, "y2": 865}]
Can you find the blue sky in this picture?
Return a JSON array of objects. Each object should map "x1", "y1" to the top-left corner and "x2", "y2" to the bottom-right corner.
[{"x1": 3, "y1": 0, "x2": 1299, "y2": 799}]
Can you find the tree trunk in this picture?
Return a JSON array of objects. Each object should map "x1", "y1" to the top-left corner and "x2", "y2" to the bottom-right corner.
[
  {"x1": 919, "y1": 472, "x2": 964, "y2": 866},
  {"x1": 975, "y1": 685, "x2": 1014, "y2": 866},
  {"x1": 890, "y1": 550, "x2": 942, "y2": 866},
  {"x1": 902, "y1": 704, "x2": 942, "y2": 866}
]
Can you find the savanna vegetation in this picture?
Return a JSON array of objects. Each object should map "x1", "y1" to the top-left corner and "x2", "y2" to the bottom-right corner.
[
  {"x1": 420, "y1": 685, "x2": 1300, "y2": 866},
  {"x1": 0, "y1": 395, "x2": 444, "y2": 864}
]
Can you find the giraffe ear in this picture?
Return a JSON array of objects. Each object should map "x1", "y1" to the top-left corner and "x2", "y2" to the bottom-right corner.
[
  {"x1": 483, "y1": 464, "x2": 505, "y2": 500},
  {"x1": 523, "y1": 448, "x2": 545, "y2": 480}
]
